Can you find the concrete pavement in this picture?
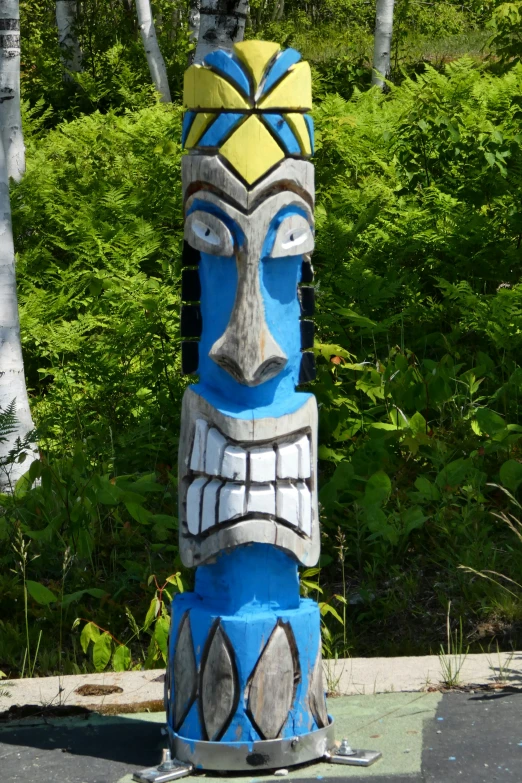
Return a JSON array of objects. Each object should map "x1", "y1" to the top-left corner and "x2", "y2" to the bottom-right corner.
[
  {"x1": 1, "y1": 691, "x2": 521, "y2": 783},
  {"x1": 2, "y1": 651, "x2": 521, "y2": 715}
]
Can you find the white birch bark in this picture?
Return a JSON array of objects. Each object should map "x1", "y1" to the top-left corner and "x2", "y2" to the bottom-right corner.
[
  {"x1": 194, "y1": 0, "x2": 249, "y2": 64},
  {"x1": 0, "y1": 137, "x2": 37, "y2": 493},
  {"x1": 372, "y1": 0, "x2": 395, "y2": 89},
  {"x1": 0, "y1": 0, "x2": 24, "y2": 182},
  {"x1": 135, "y1": 0, "x2": 172, "y2": 102},
  {"x1": 56, "y1": 0, "x2": 82, "y2": 77},
  {"x1": 188, "y1": 0, "x2": 201, "y2": 62}
]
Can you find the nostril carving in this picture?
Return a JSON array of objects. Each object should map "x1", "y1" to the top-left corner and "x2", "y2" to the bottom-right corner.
[
  {"x1": 214, "y1": 355, "x2": 245, "y2": 385},
  {"x1": 213, "y1": 353, "x2": 287, "y2": 386},
  {"x1": 253, "y1": 356, "x2": 287, "y2": 385}
]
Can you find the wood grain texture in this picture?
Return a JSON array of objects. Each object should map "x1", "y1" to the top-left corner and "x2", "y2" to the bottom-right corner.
[
  {"x1": 247, "y1": 621, "x2": 299, "y2": 739},
  {"x1": 200, "y1": 621, "x2": 239, "y2": 740},
  {"x1": 173, "y1": 612, "x2": 198, "y2": 730},
  {"x1": 308, "y1": 646, "x2": 328, "y2": 728},
  {"x1": 182, "y1": 155, "x2": 314, "y2": 209}
]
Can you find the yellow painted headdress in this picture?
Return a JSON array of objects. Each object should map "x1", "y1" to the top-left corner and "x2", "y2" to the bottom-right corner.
[{"x1": 182, "y1": 41, "x2": 314, "y2": 186}]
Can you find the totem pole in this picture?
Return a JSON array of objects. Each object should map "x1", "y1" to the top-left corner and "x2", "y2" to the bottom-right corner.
[{"x1": 135, "y1": 41, "x2": 380, "y2": 783}]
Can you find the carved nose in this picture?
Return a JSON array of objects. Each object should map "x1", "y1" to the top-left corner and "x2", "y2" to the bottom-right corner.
[
  {"x1": 210, "y1": 322, "x2": 287, "y2": 386},
  {"x1": 209, "y1": 249, "x2": 288, "y2": 386}
]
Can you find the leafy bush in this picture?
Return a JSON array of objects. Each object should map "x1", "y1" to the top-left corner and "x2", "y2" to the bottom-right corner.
[
  {"x1": 310, "y1": 59, "x2": 522, "y2": 654},
  {"x1": 3, "y1": 54, "x2": 522, "y2": 674}
]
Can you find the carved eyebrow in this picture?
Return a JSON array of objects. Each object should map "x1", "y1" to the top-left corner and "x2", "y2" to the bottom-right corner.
[
  {"x1": 185, "y1": 183, "x2": 314, "y2": 217},
  {"x1": 185, "y1": 182, "x2": 246, "y2": 213}
]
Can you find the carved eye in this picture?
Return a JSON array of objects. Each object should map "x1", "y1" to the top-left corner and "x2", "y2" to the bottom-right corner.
[
  {"x1": 193, "y1": 219, "x2": 220, "y2": 246},
  {"x1": 271, "y1": 214, "x2": 314, "y2": 257},
  {"x1": 185, "y1": 210, "x2": 234, "y2": 256}
]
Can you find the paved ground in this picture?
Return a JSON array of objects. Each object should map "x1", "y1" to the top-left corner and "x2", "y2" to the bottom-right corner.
[{"x1": 1, "y1": 690, "x2": 521, "y2": 783}]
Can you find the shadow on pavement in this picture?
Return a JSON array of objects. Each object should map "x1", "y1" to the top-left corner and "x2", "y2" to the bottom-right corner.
[{"x1": 0, "y1": 713, "x2": 165, "y2": 782}]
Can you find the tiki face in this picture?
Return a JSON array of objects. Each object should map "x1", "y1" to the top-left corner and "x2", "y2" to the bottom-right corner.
[{"x1": 179, "y1": 42, "x2": 319, "y2": 568}]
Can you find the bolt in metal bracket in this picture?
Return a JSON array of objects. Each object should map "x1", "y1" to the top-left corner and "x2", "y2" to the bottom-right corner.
[
  {"x1": 324, "y1": 749, "x2": 382, "y2": 767},
  {"x1": 133, "y1": 749, "x2": 193, "y2": 783},
  {"x1": 324, "y1": 738, "x2": 382, "y2": 768}
]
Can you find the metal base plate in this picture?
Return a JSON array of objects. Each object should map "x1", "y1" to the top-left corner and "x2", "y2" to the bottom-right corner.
[
  {"x1": 326, "y1": 749, "x2": 382, "y2": 767},
  {"x1": 132, "y1": 761, "x2": 193, "y2": 783},
  {"x1": 168, "y1": 719, "x2": 336, "y2": 772}
]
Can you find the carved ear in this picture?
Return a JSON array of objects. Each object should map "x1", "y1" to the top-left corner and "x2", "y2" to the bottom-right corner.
[
  {"x1": 300, "y1": 320, "x2": 314, "y2": 350},
  {"x1": 182, "y1": 239, "x2": 201, "y2": 267},
  {"x1": 181, "y1": 341, "x2": 199, "y2": 375},
  {"x1": 299, "y1": 286, "x2": 315, "y2": 317},
  {"x1": 182, "y1": 268, "x2": 201, "y2": 302},
  {"x1": 301, "y1": 256, "x2": 314, "y2": 283},
  {"x1": 181, "y1": 304, "x2": 202, "y2": 338},
  {"x1": 299, "y1": 351, "x2": 316, "y2": 384}
]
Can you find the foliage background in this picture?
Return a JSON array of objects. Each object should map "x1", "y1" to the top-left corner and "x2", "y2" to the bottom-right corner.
[{"x1": 2, "y1": 0, "x2": 522, "y2": 676}]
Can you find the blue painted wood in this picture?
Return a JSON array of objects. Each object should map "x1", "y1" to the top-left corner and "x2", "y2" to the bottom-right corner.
[
  {"x1": 304, "y1": 114, "x2": 315, "y2": 153},
  {"x1": 182, "y1": 111, "x2": 197, "y2": 147},
  {"x1": 198, "y1": 112, "x2": 245, "y2": 148},
  {"x1": 168, "y1": 545, "x2": 322, "y2": 744},
  {"x1": 203, "y1": 50, "x2": 252, "y2": 97},
  {"x1": 261, "y1": 48, "x2": 302, "y2": 97},
  {"x1": 261, "y1": 113, "x2": 301, "y2": 155}
]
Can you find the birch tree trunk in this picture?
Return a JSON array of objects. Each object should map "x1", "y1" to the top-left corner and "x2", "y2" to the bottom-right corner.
[
  {"x1": 0, "y1": 137, "x2": 37, "y2": 493},
  {"x1": 194, "y1": 0, "x2": 249, "y2": 64},
  {"x1": 55, "y1": 0, "x2": 82, "y2": 78},
  {"x1": 0, "y1": 0, "x2": 24, "y2": 182},
  {"x1": 135, "y1": 0, "x2": 172, "y2": 102},
  {"x1": 188, "y1": 0, "x2": 201, "y2": 63},
  {"x1": 372, "y1": 0, "x2": 395, "y2": 89}
]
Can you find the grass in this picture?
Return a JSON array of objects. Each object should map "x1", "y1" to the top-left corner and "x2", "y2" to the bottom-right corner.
[{"x1": 438, "y1": 602, "x2": 469, "y2": 688}]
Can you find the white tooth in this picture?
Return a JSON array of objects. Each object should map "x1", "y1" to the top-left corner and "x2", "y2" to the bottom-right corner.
[
  {"x1": 221, "y1": 444, "x2": 248, "y2": 481},
  {"x1": 247, "y1": 484, "x2": 276, "y2": 516},
  {"x1": 296, "y1": 434, "x2": 311, "y2": 479},
  {"x1": 249, "y1": 446, "x2": 276, "y2": 482},
  {"x1": 219, "y1": 482, "x2": 246, "y2": 522},
  {"x1": 205, "y1": 428, "x2": 227, "y2": 476},
  {"x1": 201, "y1": 478, "x2": 222, "y2": 532},
  {"x1": 276, "y1": 442, "x2": 299, "y2": 479},
  {"x1": 186, "y1": 476, "x2": 208, "y2": 535},
  {"x1": 190, "y1": 419, "x2": 208, "y2": 473},
  {"x1": 297, "y1": 481, "x2": 312, "y2": 536},
  {"x1": 276, "y1": 484, "x2": 299, "y2": 527}
]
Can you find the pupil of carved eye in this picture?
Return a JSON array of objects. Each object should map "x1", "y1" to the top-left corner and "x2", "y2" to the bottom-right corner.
[
  {"x1": 290, "y1": 233, "x2": 295, "y2": 241},
  {"x1": 205, "y1": 228, "x2": 210, "y2": 237}
]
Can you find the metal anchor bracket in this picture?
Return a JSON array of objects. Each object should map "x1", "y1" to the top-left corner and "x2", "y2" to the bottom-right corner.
[
  {"x1": 324, "y1": 737, "x2": 382, "y2": 768},
  {"x1": 133, "y1": 749, "x2": 193, "y2": 783}
]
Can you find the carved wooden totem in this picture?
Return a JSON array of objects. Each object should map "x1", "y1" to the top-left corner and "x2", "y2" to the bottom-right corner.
[{"x1": 166, "y1": 41, "x2": 334, "y2": 772}]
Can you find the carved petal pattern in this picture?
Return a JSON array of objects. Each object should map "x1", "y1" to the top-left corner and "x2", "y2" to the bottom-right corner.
[
  {"x1": 200, "y1": 621, "x2": 239, "y2": 740},
  {"x1": 173, "y1": 612, "x2": 198, "y2": 730},
  {"x1": 308, "y1": 647, "x2": 328, "y2": 728},
  {"x1": 247, "y1": 621, "x2": 300, "y2": 740}
]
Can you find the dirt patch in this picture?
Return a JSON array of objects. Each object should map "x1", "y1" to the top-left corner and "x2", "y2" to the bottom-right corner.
[
  {"x1": 0, "y1": 704, "x2": 92, "y2": 723},
  {"x1": 75, "y1": 684, "x2": 124, "y2": 697}
]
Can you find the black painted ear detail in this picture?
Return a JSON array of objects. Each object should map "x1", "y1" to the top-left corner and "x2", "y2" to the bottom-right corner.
[
  {"x1": 182, "y1": 268, "x2": 201, "y2": 302},
  {"x1": 182, "y1": 240, "x2": 201, "y2": 267},
  {"x1": 181, "y1": 304, "x2": 202, "y2": 338},
  {"x1": 299, "y1": 286, "x2": 315, "y2": 317},
  {"x1": 181, "y1": 341, "x2": 199, "y2": 374},
  {"x1": 299, "y1": 352, "x2": 316, "y2": 384},
  {"x1": 301, "y1": 258, "x2": 314, "y2": 284},
  {"x1": 300, "y1": 320, "x2": 314, "y2": 350}
]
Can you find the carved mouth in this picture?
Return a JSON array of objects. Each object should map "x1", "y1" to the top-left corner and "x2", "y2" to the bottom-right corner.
[{"x1": 184, "y1": 419, "x2": 312, "y2": 537}]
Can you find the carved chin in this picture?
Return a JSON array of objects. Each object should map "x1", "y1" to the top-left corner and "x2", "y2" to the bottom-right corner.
[{"x1": 178, "y1": 387, "x2": 320, "y2": 568}]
